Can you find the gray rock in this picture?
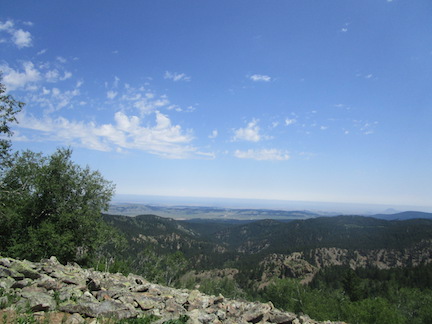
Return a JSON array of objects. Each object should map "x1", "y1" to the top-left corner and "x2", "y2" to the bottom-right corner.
[
  {"x1": 64, "y1": 313, "x2": 86, "y2": 324},
  {"x1": 18, "y1": 290, "x2": 56, "y2": 311},
  {"x1": 86, "y1": 277, "x2": 101, "y2": 291},
  {"x1": 130, "y1": 284, "x2": 150, "y2": 292},
  {"x1": 0, "y1": 266, "x2": 12, "y2": 277},
  {"x1": 0, "y1": 276, "x2": 14, "y2": 289},
  {"x1": 0, "y1": 256, "x2": 343, "y2": 324},
  {"x1": 268, "y1": 310, "x2": 297, "y2": 324},
  {"x1": 11, "y1": 260, "x2": 41, "y2": 280},
  {"x1": 11, "y1": 278, "x2": 32, "y2": 289},
  {"x1": 134, "y1": 295, "x2": 164, "y2": 310},
  {"x1": 60, "y1": 300, "x2": 138, "y2": 319},
  {"x1": 0, "y1": 258, "x2": 12, "y2": 268},
  {"x1": 0, "y1": 265, "x2": 23, "y2": 279}
]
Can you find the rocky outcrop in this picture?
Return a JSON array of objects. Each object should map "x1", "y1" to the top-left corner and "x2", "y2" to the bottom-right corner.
[
  {"x1": 259, "y1": 242, "x2": 432, "y2": 284},
  {"x1": 0, "y1": 256, "x2": 343, "y2": 324}
]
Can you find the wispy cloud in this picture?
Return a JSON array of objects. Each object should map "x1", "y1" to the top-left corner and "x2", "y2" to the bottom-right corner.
[
  {"x1": 249, "y1": 74, "x2": 271, "y2": 82},
  {"x1": 209, "y1": 129, "x2": 218, "y2": 139},
  {"x1": 26, "y1": 86, "x2": 81, "y2": 113},
  {"x1": 0, "y1": 19, "x2": 33, "y2": 48},
  {"x1": 164, "y1": 71, "x2": 191, "y2": 82},
  {"x1": 340, "y1": 22, "x2": 350, "y2": 33},
  {"x1": 107, "y1": 90, "x2": 118, "y2": 100},
  {"x1": 233, "y1": 119, "x2": 262, "y2": 142},
  {"x1": 234, "y1": 149, "x2": 290, "y2": 161},
  {"x1": 285, "y1": 118, "x2": 296, "y2": 126}
]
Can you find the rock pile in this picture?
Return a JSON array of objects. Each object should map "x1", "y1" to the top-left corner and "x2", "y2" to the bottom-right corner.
[{"x1": 0, "y1": 256, "x2": 343, "y2": 323}]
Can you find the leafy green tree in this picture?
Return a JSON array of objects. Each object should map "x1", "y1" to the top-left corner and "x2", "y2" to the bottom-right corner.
[
  {"x1": 0, "y1": 148, "x2": 116, "y2": 263},
  {"x1": 0, "y1": 74, "x2": 24, "y2": 169}
]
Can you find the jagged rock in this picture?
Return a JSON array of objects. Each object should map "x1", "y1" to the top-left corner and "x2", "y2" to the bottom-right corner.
[
  {"x1": 86, "y1": 277, "x2": 101, "y2": 291},
  {"x1": 0, "y1": 258, "x2": 12, "y2": 268},
  {"x1": 0, "y1": 276, "x2": 14, "y2": 290},
  {"x1": 134, "y1": 295, "x2": 164, "y2": 310},
  {"x1": 0, "y1": 256, "x2": 343, "y2": 324},
  {"x1": 17, "y1": 290, "x2": 56, "y2": 311},
  {"x1": 60, "y1": 300, "x2": 137, "y2": 319},
  {"x1": 242, "y1": 302, "x2": 272, "y2": 323},
  {"x1": 188, "y1": 308, "x2": 218, "y2": 324},
  {"x1": 130, "y1": 283, "x2": 150, "y2": 292},
  {"x1": 11, "y1": 278, "x2": 32, "y2": 289},
  {"x1": 10, "y1": 259, "x2": 41, "y2": 280},
  {"x1": 64, "y1": 313, "x2": 86, "y2": 324},
  {"x1": 38, "y1": 276, "x2": 62, "y2": 290},
  {"x1": 268, "y1": 310, "x2": 297, "y2": 324},
  {"x1": 0, "y1": 265, "x2": 24, "y2": 280}
]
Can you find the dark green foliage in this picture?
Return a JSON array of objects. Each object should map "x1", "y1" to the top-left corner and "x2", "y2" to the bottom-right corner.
[
  {"x1": 162, "y1": 315, "x2": 189, "y2": 324},
  {"x1": 0, "y1": 148, "x2": 116, "y2": 264},
  {"x1": 210, "y1": 216, "x2": 432, "y2": 254},
  {"x1": 302, "y1": 265, "x2": 432, "y2": 323},
  {"x1": 0, "y1": 75, "x2": 24, "y2": 170},
  {"x1": 115, "y1": 315, "x2": 160, "y2": 323},
  {"x1": 342, "y1": 269, "x2": 363, "y2": 301}
]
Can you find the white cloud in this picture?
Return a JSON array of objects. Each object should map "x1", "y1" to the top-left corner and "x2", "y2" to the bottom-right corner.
[
  {"x1": 12, "y1": 29, "x2": 32, "y2": 48},
  {"x1": 61, "y1": 71, "x2": 72, "y2": 80},
  {"x1": 234, "y1": 149, "x2": 290, "y2": 161},
  {"x1": 0, "y1": 61, "x2": 41, "y2": 91},
  {"x1": 164, "y1": 71, "x2": 191, "y2": 82},
  {"x1": 249, "y1": 74, "x2": 271, "y2": 82},
  {"x1": 133, "y1": 96, "x2": 170, "y2": 114},
  {"x1": 0, "y1": 20, "x2": 33, "y2": 48},
  {"x1": 25, "y1": 85, "x2": 81, "y2": 113},
  {"x1": 0, "y1": 20, "x2": 14, "y2": 31},
  {"x1": 56, "y1": 56, "x2": 67, "y2": 63},
  {"x1": 17, "y1": 110, "x2": 203, "y2": 159},
  {"x1": 107, "y1": 90, "x2": 118, "y2": 100},
  {"x1": 285, "y1": 118, "x2": 296, "y2": 126},
  {"x1": 233, "y1": 119, "x2": 262, "y2": 142},
  {"x1": 45, "y1": 69, "x2": 60, "y2": 82}
]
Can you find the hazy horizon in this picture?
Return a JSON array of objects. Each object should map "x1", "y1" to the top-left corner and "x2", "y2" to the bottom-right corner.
[{"x1": 112, "y1": 193, "x2": 432, "y2": 215}]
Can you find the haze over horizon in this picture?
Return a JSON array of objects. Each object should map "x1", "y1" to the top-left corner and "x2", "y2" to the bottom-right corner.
[
  {"x1": 112, "y1": 193, "x2": 432, "y2": 215},
  {"x1": 1, "y1": 1, "x2": 431, "y2": 210}
]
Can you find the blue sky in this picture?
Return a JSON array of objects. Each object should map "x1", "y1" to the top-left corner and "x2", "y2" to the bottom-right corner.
[{"x1": 1, "y1": 0, "x2": 431, "y2": 211}]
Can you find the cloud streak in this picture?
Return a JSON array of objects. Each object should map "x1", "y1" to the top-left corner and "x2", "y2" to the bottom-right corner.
[
  {"x1": 249, "y1": 74, "x2": 271, "y2": 82},
  {"x1": 164, "y1": 71, "x2": 191, "y2": 82},
  {"x1": 234, "y1": 149, "x2": 290, "y2": 161}
]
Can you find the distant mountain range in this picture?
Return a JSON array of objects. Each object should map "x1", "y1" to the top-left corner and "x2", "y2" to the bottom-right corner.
[{"x1": 108, "y1": 202, "x2": 432, "y2": 221}]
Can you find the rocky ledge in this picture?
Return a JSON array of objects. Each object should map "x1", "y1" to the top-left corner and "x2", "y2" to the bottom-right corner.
[{"x1": 0, "y1": 256, "x2": 343, "y2": 324}]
